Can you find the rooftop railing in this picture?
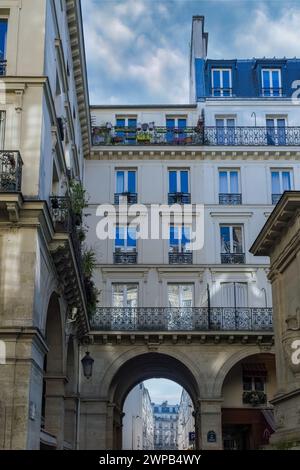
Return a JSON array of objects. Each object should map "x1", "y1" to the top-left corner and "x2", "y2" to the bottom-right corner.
[{"x1": 92, "y1": 125, "x2": 300, "y2": 147}]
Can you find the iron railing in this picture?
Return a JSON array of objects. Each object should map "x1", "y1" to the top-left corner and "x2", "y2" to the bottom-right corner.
[
  {"x1": 169, "y1": 252, "x2": 193, "y2": 264},
  {"x1": 89, "y1": 307, "x2": 273, "y2": 331},
  {"x1": 272, "y1": 194, "x2": 282, "y2": 205},
  {"x1": 261, "y1": 87, "x2": 283, "y2": 97},
  {"x1": 0, "y1": 60, "x2": 7, "y2": 76},
  {"x1": 92, "y1": 126, "x2": 300, "y2": 146},
  {"x1": 114, "y1": 251, "x2": 137, "y2": 264},
  {"x1": 114, "y1": 192, "x2": 138, "y2": 204},
  {"x1": 211, "y1": 87, "x2": 232, "y2": 97},
  {"x1": 0, "y1": 151, "x2": 23, "y2": 192},
  {"x1": 168, "y1": 192, "x2": 191, "y2": 204},
  {"x1": 219, "y1": 193, "x2": 242, "y2": 205},
  {"x1": 221, "y1": 253, "x2": 245, "y2": 264}
]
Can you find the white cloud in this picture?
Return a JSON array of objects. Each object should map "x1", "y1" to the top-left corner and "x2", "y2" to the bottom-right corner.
[{"x1": 234, "y1": 8, "x2": 300, "y2": 57}]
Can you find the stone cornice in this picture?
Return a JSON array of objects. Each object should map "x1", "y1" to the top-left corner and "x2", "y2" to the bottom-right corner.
[
  {"x1": 90, "y1": 148, "x2": 300, "y2": 161},
  {"x1": 66, "y1": 0, "x2": 91, "y2": 158}
]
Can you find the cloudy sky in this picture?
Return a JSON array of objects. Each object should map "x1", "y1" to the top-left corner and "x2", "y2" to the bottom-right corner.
[
  {"x1": 144, "y1": 379, "x2": 183, "y2": 404},
  {"x1": 82, "y1": 0, "x2": 300, "y2": 105}
]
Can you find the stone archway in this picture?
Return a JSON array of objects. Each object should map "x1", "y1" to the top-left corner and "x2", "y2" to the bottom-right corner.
[
  {"x1": 106, "y1": 352, "x2": 200, "y2": 450},
  {"x1": 219, "y1": 352, "x2": 276, "y2": 450},
  {"x1": 41, "y1": 292, "x2": 65, "y2": 449}
]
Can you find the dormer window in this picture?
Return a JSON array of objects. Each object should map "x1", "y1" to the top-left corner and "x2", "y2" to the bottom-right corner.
[
  {"x1": 212, "y1": 69, "x2": 232, "y2": 97},
  {"x1": 262, "y1": 69, "x2": 282, "y2": 96}
]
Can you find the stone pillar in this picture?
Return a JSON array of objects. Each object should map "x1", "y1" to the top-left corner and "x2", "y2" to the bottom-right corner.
[
  {"x1": 197, "y1": 399, "x2": 223, "y2": 450},
  {"x1": 79, "y1": 399, "x2": 110, "y2": 450},
  {"x1": 64, "y1": 396, "x2": 77, "y2": 449},
  {"x1": 44, "y1": 376, "x2": 66, "y2": 449}
]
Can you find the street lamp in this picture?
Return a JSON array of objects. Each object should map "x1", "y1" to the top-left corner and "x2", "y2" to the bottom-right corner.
[{"x1": 81, "y1": 351, "x2": 94, "y2": 379}]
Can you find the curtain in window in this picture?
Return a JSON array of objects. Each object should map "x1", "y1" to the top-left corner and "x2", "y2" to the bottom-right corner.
[
  {"x1": 272, "y1": 70, "x2": 280, "y2": 96},
  {"x1": 219, "y1": 171, "x2": 228, "y2": 193},
  {"x1": 116, "y1": 171, "x2": 124, "y2": 193},
  {"x1": 169, "y1": 171, "x2": 177, "y2": 193},
  {"x1": 282, "y1": 171, "x2": 291, "y2": 191},
  {"x1": 128, "y1": 171, "x2": 136, "y2": 193},
  {"x1": 0, "y1": 20, "x2": 7, "y2": 61},
  {"x1": 180, "y1": 171, "x2": 189, "y2": 193},
  {"x1": 230, "y1": 171, "x2": 239, "y2": 193},
  {"x1": 271, "y1": 172, "x2": 280, "y2": 194}
]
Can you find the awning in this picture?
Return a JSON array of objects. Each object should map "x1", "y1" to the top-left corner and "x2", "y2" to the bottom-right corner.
[{"x1": 242, "y1": 363, "x2": 267, "y2": 377}]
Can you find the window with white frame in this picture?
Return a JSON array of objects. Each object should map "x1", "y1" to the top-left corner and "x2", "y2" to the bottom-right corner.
[
  {"x1": 168, "y1": 169, "x2": 189, "y2": 194},
  {"x1": 271, "y1": 169, "x2": 293, "y2": 203},
  {"x1": 116, "y1": 169, "x2": 137, "y2": 194},
  {"x1": 219, "y1": 169, "x2": 240, "y2": 194},
  {"x1": 220, "y1": 282, "x2": 248, "y2": 308},
  {"x1": 215, "y1": 117, "x2": 236, "y2": 144},
  {"x1": 220, "y1": 225, "x2": 244, "y2": 254},
  {"x1": 266, "y1": 117, "x2": 286, "y2": 145},
  {"x1": 262, "y1": 69, "x2": 282, "y2": 96},
  {"x1": 115, "y1": 225, "x2": 137, "y2": 251},
  {"x1": 212, "y1": 69, "x2": 232, "y2": 96},
  {"x1": 168, "y1": 284, "x2": 193, "y2": 307},
  {"x1": 112, "y1": 283, "x2": 138, "y2": 307},
  {"x1": 169, "y1": 225, "x2": 191, "y2": 253}
]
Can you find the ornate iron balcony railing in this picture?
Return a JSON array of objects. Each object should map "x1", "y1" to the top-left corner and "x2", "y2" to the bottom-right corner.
[
  {"x1": 92, "y1": 126, "x2": 300, "y2": 147},
  {"x1": 89, "y1": 307, "x2": 273, "y2": 332},
  {"x1": 221, "y1": 253, "x2": 245, "y2": 264},
  {"x1": 219, "y1": 193, "x2": 242, "y2": 205},
  {"x1": 168, "y1": 192, "x2": 191, "y2": 204},
  {"x1": 0, "y1": 60, "x2": 7, "y2": 76},
  {"x1": 242, "y1": 390, "x2": 267, "y2": 406},
  {"x1": 272, "y1": 193, "x2": 282, "y2": 205},
  {"x1": 169, "y1": 252, "x2": 193, "y2": 264},
  {"x1": 114, "y1": 192, "x2": 138, "y2": 204},
  {"x1": 0, "y1": 151, "x2": 23, "y2": 192},
  {"x1": 114, "y1": 251, "x2": 137, "y2": 264}
]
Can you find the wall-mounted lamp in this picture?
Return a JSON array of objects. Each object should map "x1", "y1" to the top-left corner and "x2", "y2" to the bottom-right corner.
[{"x1": 81, "y1": 351, "x2": 94, "y2": 379}]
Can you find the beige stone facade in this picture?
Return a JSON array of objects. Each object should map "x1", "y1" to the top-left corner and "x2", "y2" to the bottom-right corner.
[{"x1": 251, "y1": 191, "x2": 300, "y2": 449}]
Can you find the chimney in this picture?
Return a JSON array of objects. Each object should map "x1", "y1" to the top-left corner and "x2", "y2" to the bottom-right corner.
[{"x1": 189, "y1": 16, "x2": 208, "y2": 103}]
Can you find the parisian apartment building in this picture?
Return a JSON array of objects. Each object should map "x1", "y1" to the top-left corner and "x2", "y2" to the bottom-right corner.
[{"x1": 0, "y1": 1, "x2": 300, "y2": 451}]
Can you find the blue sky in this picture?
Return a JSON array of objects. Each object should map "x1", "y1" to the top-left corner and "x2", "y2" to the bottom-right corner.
[
  {"x1": 144, "y1": 379, "x2": 183, "y2": 404},
  {"x1": 82, "y1": 0, "x2": 300, "y2": 105}
]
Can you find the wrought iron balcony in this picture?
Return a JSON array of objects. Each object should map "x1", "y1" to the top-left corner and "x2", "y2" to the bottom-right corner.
[
  {"x1": 0, "y1": 151, "x2": 23, "y2": 192},
  {"x1": 243, "y1": 390, "x2": 267, "y2": 406},
  {"x1": 92, "y1": 126, "x2": 300, "y2": 147},
  {"x1": 114, "y1": 250, "x2": 137, "y2": 264},
  {"x1": 114, "y1": 192, "x2": 138, "y2": 204},
  {"x1": 89, "y1": 307, "x2": 273, "y2": 332},
  {"x1": 219, "y1": 193, "x2": 242, "y2": 205},
  {"x1": 211, "y1": 87, "x2": 232, "y2": 97},
  {"x1": 169, "y1": 251, "x2": 193, "y2": 264},
  {"x1": 261, "y1": 87, "x2": 283, "y2": 97},
  {"x1": 168, "y1": 192, "x2": 191, "y2": 204},
  {"x1": 221, "y1": 252, "x2": 245, "y2": 264},
  {"x1": 0, "y1": 60, "x2": 7, "y2": 76},
  {"x1": 272, "y1": 193, "x2": 282, "y2": 205}
]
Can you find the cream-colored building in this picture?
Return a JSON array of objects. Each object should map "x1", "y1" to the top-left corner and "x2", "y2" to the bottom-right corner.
[
  {"x1": 0, "y1": 0, "x2": 90, "y2": 450},
  {"x1": 251, "y1": 191, "x2": 300, "y2": 449},
  {"x1": 123, "y1": 383, "x2": 154, "y2": 450},
  {"x1": 177, "y1": 389, "x2": 195, "y2": 450}
]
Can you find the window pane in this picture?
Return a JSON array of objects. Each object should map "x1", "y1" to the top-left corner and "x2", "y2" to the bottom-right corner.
[
  {"x1": 181, "y1": 285, "x2": 193, "y2": 307},
  {"x1": 263, "y1": 70, "x2": 270, "y2": 93},
  {"x1": 115, "y1": 226, "x2": 125, "y2": 247},
  {"x1": 233, "y1": 226, "x2": 243, "y2": 253},
  {"x1": 113, "y1": 284, "x2": 125, "y2": 307},
  {"x1": 230, "y1": 171, "x2": 239, "y2": 193},
  {"x1": 0, "y1": 20, "x2": 8, "y2": 60},
  {"x1": 222, "y1": 70, "x2": 230, "y2": 90},
  {"x1": 178, "y1": 118, "x2": 187, "y2": 129},
  {"x1": 126, "y1": 285, "x2": 138, "y2": 307},
  {"x1": 169, "y1": 171, "x2": 177, "y2": 193},
  {"x1": 116, "y1": 171, "x2": 124, "y2": 193},
  {"x1": 254, "y1": 377, "x2": 264, "y2": 392},
  {"x1": 128, "y1": 171, "x2": 136, "y2": 193},
  {"x1": 219, "y1": 171, "x2": 228, "y2": 193},
  {"x1": 272, "y1": 70, "x2": 280, "y2": 95},
  {"x1": 220, "y1": 226, "x2": 230, "y2": 253},
  {"x1": 127, "y1": 226, "x2": 137, "y2": 248},
  {"x1": 182, "y1": 226, "x2": 191, "y2": 251},
  {"x1": 271, "y1": 171, "x2": 280, "y2": 194},
  {"x1": 180, "y1": 171, "x2": 189, "y2": 193},
  {"x1": 213, "y1": 70, "x2": 221, "y2": 89},
  {"x1": 170, "y1": 226, "x2": 179, "y2": 246},
  {"x1": 243, "y1": 376, "x2": 252, "y2": 391},
  {"x1": 166, "y1": 118, "x2": 175, "y2": 129},
  {"x1": 128, "y1": 118, "x2": 137, "y2": 128},
  {"x1": 168, "y1": 284, "x2": 180, "y2": 307},
  {"x1": 282, "y1": 171, "x2": 291, "y2": 191}
]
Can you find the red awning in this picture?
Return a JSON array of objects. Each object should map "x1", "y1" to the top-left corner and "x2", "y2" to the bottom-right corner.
[{"x1": 242, "y1": 363, "x2": 267, "y2": 377}]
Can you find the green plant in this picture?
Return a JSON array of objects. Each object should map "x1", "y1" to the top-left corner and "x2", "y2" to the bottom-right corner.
[
  {"x1": 70, "y1": 180, "x2": 88, "y2": 216},
  {"x1": 82, "y1": 247, "x2": 97, "y2": 278}
]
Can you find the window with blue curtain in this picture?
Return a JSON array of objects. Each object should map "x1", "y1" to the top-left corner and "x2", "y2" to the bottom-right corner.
[
  {"x1": 282, "y1": 171, "x2": 291, "y2": 191},
  {"x1": 170, "y1": 226, "x2": 190, "y2": 251},
  {"x1": 128, "y1": 118, "x2": 137, "y2": 143},
  {"x1": 116, "y1": 171, "x2": 125, "y2": 193},
  {"x1": 127, "y1": 226, "x2": 137, "y2": 249},
  {"x1": 116, "y1": 170, "x2": 136, "y2": 194},
  {"x1": 0, "y1": 20, "x2": 7, "y2": 62},
  {"x1": 230, "y1": 171, "x2": 239, "y2": 193},
  {"x1": 262, "y1": 69, "x2": 281, "y2": 96},
  {"x1": 219, "y1": 171, "x2": 228, "y2": 193},
  {"x1": 166, "y1": 118, "x2": 175, "y2": 143},
  {"x1": 116, "y1": 118, "x2": 125, "y2": 138},
  {"x1": 169, "y1": 170, "x2": 189, "y2": 193},
  {"x1": 272, "y1": 70, "x2": 280, "y2": 96},
  {"x1": 212, "y1": 70, "x2": 221, "y2": 96},
  {"x1": 128, "y1": 171, "x2": 136, "y2": 193},
  {"x1": 115, "y1": 226, "x2": 136, "y2": 250},
  {"x1": 180, "y1": 170, "x2": 188, "y2": 193},
  {"x1": 271, "y1": 171, "x2": 280, "y2": 194},
  {"x1": 169, "y1": 171, "x2": 177, "y2": 193},
  {"x1": 222, "y1": 70, "x2": 230, "y2": 96},
  {"x1": 262, "y1": 70, "x2": 270, "y2": 96},
  {"x1": 178, "y1": 118, "x2": 187, "y2": 139},
  {"x1": 271, "y1": 170, "x2": 292, "y2": 195},
  {"x1": 115, "y1": 226, "x2": 125, "y2": 247}
]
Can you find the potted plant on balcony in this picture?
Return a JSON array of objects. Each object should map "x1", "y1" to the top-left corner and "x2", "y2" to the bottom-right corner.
[
  {"x1": 82, "y1": 247, "x2": 100, "y2": 315},
  {"x1": 70, "y1": 180, "x2": 88, "y2": 226},
  {"x1": 243, "y1": 390, "x2": 266, "y2": 406}
]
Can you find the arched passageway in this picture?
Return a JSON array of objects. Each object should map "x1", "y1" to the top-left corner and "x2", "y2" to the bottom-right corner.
[{"x1": 107, "y1": 352, "x2": 200, "y2": 450}]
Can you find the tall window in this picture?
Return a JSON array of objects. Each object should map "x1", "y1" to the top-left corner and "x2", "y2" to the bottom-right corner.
[
  {"x1": 212, "y1": 69, "x2": 232, "y2": 96},
  {"x1": 219, "y1": 170, "x2": 239, "y2": 194},
  {"x1": 166, "y1": 117, "x2": 187, "y2": 143},
  {"x1": 116, "y1": 170, "x2": 136, "y2": 194},
  {"x1": 112, "y1": 284, "x2": 138, "y2": 307},
  {"x1": 169, "y1": 226, "x2": 191, "y2": 253},
  {"x1": 115, "y1": 116, "x2": 137, "y2": 143},
  {"x1": 168, "y1": 284, "x2": 193, "y2": 307},
  {"x1": 271, "y1": 169, "x2": 292, "y2": 204},
  {"x1": 169, "y1": 170, "x2": 189, "y2": 194},
  {"x1": 0, "y1": 19, "x2": 8, "y2": 67},
  {"x1": 262, "y1": 69, "x2": 281, "y2": 96},
  {"x1": 216, "y1": 118, "x2": 235, "y2": 144},
  {"x1": 115, "y1": 225, "x2": 137, "y2": 251},
  {"x1": 220, "y1": 225, "x2": 244, "y2": 264},
  {"x1": 266, "y1": 118, "x2": 286, "y2": 145},
  {"x1": 220, "y1": 282, "x2": 248, "y2": 308}
]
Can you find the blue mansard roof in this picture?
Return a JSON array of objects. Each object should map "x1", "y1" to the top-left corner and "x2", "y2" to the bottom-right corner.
[{"x1": 195, "y1": 57, "x2": 300, "y2": 100}]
